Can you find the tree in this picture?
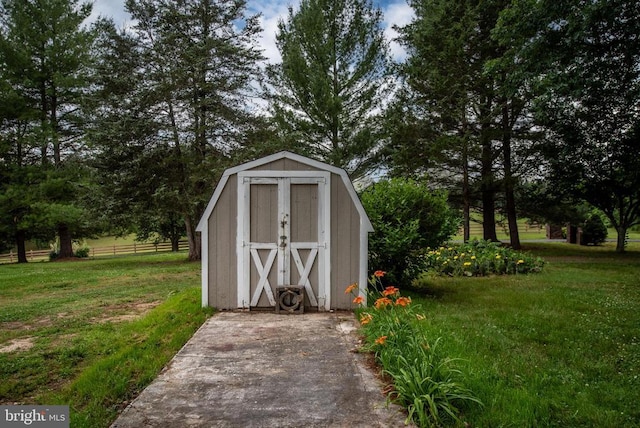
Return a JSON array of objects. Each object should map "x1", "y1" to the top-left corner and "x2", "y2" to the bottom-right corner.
[
  {"x1": 91, "y1": 0, "x2": 264, "y2": 260},
  {"x1": 496, "y1": 0, "x2": 640, "y2": 252},
  {"x1": 392, "y1": 0, "x2": 546, "y2": 249},
  {"x1": 391, "y1": 0, "x2": 479, "y2": 243},
  {"x1": 394, "y1": 0, "x2": 510, "y2": 245},
  {"x1": 0, "y1": 0, "x2": 96, "y2": 259},
  {"x1": 266, "y1": 0, "x2": 391, "y2": 180}
]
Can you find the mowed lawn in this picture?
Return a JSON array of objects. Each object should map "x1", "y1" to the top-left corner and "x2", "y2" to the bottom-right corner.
[
  {"x1": 0, "y1": 252, "x2": 212, "y2": 427},
  {"x1": 412, "y1": 242, "x2": 640, "y2": 427},
  {"x1": 1, "y1": 244, "x2": 640, "y2": 427}
]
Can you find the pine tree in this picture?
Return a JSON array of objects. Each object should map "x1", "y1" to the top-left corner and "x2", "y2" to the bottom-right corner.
[
  {"x1": 266, "y1": 0, "x2": 391, "y2": 180},
  {"x1": 393, "y1": 0, "x2": 538, "y2": 247},
  {"x1": 92, "y1": 0, "x2": 264, "y2": 260},
  {"x1": 0, "y1": 0, "x2": 97, "y2": 259},
  {"x1": 495, "y1": 0, "x2": 640, "y2": 252}
]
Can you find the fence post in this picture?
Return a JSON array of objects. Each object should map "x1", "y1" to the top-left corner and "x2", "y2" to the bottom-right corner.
[
  {"x1": 10, "y1": 251, "x2": 14, "y2": 263},
  {"x1": 134, "y1": 242, "x2": 136, "y2": 254},
  {"x1": 29, "y1": 250, "x2": 33, "y2": 261},
  {"x1": 113, "y1": 245, "x2": 116, "y2": 255}
]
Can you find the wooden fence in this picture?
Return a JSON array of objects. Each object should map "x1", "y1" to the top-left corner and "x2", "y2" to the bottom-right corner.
[
  {"x1": 0, "y1": 240, "x2": 189, "y2": 264},
  {"x1": 460, "y1": 222, "x2": 544, "y2": 235}
]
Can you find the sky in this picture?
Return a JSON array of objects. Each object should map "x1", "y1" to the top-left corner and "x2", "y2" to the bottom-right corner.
[{"x1": 88, "y1": 0, "x2": 415, "y2": 63}]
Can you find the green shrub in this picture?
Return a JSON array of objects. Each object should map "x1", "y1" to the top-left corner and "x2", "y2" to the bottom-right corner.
[
  {"x1": 580, "y1": 213, "x2": 608, "y2": 245},
  {"x1": 348, "y1": 274, "x2": 481, "y2": 427},
  {"x1": 360, "y1": 178, "x2": 459, "y2": 287},
  {"x1": 424, "y1": 240, "x2": 545, "y2": 277},
  {"x1": 74, "y1": 247, "x2": 90, "y2": 258}
]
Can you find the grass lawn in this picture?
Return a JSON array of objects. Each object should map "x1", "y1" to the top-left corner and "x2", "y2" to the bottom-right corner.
[
  {"x1": 2, "y1": 243, "x2": 639, "y2": 427},
  {"x1": 409, "y1": 242, "x2": 640, "y2": 427},
  {"x1": 0, "y1": 252, "x2": 211, "y2": 427}
]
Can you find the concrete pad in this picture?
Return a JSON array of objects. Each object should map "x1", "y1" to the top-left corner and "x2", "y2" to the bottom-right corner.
[{"x1": 111, "y1": 312, "x2": 408, "y2": 427}]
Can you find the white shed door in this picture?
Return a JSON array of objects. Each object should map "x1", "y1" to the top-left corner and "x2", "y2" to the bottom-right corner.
[{"x1": 237, "y1": 172, "x2": 331, "y2": 311}]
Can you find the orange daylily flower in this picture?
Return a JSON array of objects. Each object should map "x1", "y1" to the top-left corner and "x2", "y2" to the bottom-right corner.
[
  {"x1": 374, "y1": 270, "x2": 385, "y2": 278},
  {"x1": 374, "y1": 297, "x2": 393, "y2": 309},
  {"x1": 382, "y1": 286, "x2": 399, "y2": 296},
  {"x1": 359, "y1": 313, "x2": 373, "y2": 325},
  {"x1": 344, "y1": 283, "x2": 357, "y2": 294},
  {"x1": 375, "y1": 335, "x2": 388, "y2": 345},
  {"x1": 395, "y1": 296, "x2": 412, "y2": 307},
  {"x1": 353, "y1": 296, "x2": 365, "y2": 305}
]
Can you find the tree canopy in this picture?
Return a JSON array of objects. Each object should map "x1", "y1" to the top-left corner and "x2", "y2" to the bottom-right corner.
[
  {"x1": 90, "y1": 0, "x2": 265, "y2": 260},
  {"x1": 1, "y1": 0, "x2": 638, "y2": 258},
  {"x1": 495, "y1": 0, "x2": 640, "y2": 251}
]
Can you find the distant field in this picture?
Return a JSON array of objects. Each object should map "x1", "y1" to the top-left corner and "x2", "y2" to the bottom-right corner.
[
  {"x1": 83, "y1": 234, "x2": 138, "y2": 247},
  {"x1": 453, "y1": 217, "x2": 640, "y2": 242},
  {"x1": 21, "y1": 234, "x2": 140, "y2": 252}
]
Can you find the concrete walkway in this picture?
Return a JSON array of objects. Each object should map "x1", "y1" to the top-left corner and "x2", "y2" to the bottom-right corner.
[{"x1": 111, "y1": 312, "x2": 408, "y2": 427}]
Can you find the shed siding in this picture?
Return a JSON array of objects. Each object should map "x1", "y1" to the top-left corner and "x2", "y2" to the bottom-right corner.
[
  {"x1": 207, "y1": 174, "x2": 237, "y2": 308},
  {"x1": 331, "y1": 173, "x2": 361, "y2": 309}
]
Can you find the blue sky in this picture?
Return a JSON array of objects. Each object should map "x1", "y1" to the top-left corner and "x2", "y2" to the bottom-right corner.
[{"x1": 89, "y1": 0, "x2": 414, "y2": 62}]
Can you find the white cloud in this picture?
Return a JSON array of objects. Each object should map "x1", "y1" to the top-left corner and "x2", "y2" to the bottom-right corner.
[
  {"x1": 87, "y1": 0, "x2": 133, "y2": 29},
  {"x1": 89, "y1": 0, "x2": 413, "y2": 62},
  {"x1": 250, "y1": 0, "x2": 297, "y2": 64},
  {"x1": 381, "y1": 0, "x2": 414, "y2": 62}
]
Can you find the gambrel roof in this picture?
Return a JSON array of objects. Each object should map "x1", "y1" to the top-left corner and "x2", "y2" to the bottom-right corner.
[{"x1": 196, "y1": 151, "x2": 373, "y2": 233}]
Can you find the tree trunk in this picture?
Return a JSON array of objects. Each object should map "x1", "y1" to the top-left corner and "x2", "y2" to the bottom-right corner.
[
  {"x1": 171, "y1": 236, "x2": 180, "y2": 252},
  {"x1": 16, "y1": 230, "x2": 28, "y2": 264},
  {"x1": 462, "y1": 139, "x2": 471, "y2": 243},
  {"x1": 480, "y1": 98, "x2": 498, "y2": 242},
  {"x1": 616, "y1": 226, "x2": 627, "y2": 253},
  {"x1": 58, "y1": 225, "x2": 74, "y2": 258},
  {"x1": 505, "y1": 186, "x2": 520, "y2": 249},
  {"x1": 502, "y1": 101, "x2": 520, "y2": 249},
  {"x1": 481, "y1": 140, "x2": 498, "y2": 242},
  {"x1": 184, "y1": 216, "x2": 201, "y2": 261}
]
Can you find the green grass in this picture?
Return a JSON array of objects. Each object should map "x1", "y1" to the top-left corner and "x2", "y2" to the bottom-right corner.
[
  {"x1": 83, "y1": 234, "x2": 138, "y2": 248},
  {"x1": 0, "y1": 252, "x2": 212, "y2": 427},
  {"x1": 3, "y1": 243, "x2": 640, "y2": 427},
  {"x1": 407, "y1": 242, "x2": 640, "y2": 427}
]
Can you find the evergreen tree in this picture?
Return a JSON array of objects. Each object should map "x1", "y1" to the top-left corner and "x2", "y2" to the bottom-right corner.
[
  {"x1": 0, "y1": 0, "x2": 97, "y2": 259},
  {"x1": 92, "y1": 0, "x2": 264, "y2": 260},
  {"x1": 393, "y1": 0, "x2": 538, "y2": 248},
  {"x1": 266, "y1": 0, "x2": 391, "y2": 180}
]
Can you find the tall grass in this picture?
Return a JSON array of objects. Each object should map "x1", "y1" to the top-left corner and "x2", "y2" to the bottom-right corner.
[{"x1": 351, "y1": 277, "x2": 482, "y2": 427}]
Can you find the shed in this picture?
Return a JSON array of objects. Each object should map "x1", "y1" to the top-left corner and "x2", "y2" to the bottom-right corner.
[{"x1": 196, "y1": 151, "x2": 373, "y2": 311}]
